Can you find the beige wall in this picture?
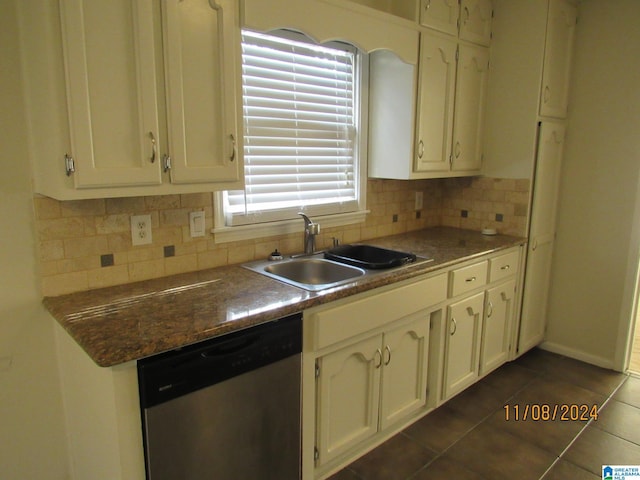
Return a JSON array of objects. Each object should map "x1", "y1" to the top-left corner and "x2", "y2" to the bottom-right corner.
[
  {"x1": 0, "y1": 1, "x2": 70, "y2": 478},
  {"x1": 545, "y1": 0, "x2": 640, "y2": 368}
]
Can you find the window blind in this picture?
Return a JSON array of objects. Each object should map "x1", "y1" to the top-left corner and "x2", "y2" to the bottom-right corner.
[{"x1": 225, "y1": 30, "x2": 359, "y2": 225}]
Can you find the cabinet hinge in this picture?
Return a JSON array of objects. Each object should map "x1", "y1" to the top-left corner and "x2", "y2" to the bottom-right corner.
[
  {"x1": 315, "y1": 360, "x2": 320, "y2": 379},
  {"x1": 64, "y1": 154, "x2": 75, "y2": 176},
  {"x1": 162, "y1": 154, "x2": 172, "y2": 173}
]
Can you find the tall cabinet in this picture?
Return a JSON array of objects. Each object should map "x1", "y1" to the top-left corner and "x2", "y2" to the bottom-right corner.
[{"x1": 483, "y1": 0, "x2": 577, "y2": 355}]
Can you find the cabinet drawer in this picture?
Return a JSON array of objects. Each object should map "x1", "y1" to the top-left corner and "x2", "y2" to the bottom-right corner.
[
  {"x1": 488, "y1": 250, "x2": 520, "y2": 283},
  {"x1": 310, "y1": 273, "x2": 447, "y2": 350},
  {"x1": 449, "y1": 261, "x2": 488, "y2": 297}
]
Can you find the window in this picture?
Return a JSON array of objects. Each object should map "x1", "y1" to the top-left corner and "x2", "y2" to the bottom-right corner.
[{"x1": 217, "y1": 30, "x2": 366, "y2": 237}]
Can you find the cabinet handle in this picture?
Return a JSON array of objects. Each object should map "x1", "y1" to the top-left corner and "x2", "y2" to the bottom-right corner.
[
  {"x1": 500, "y1": 264, "x2": 511, "y2": 271},
  {"x1": 424, "y1": 0, "x2": 431, "y2": 10},
  {"x1": 454, "y1": 141, "x2": 461, "y2": 158},
  {"x1": 374, "y1": 348, "x2": 383, "y2": 368},
  {"x1": 148, "y1": 131, "x2": 156, "y2": 163},
  {"x1": 229, "y1": 134, "x2": 236, "y2": 162},
  {"x1": 531, "y1": 239, "x2": 538, "y2": 251},
  {"x1": 487, "y1": 301, "x2": 493, "y2": 318},
  {"x1": 417, "y1": 140, "x2": 424, "y2": 159},
  {"x1": 384, "y1": 345, "x2": 392, "y2": 366},
  {"x1": 463, "y1": 6, "x2": 470, "y2": 25},
  {"x1": 450, "y1": 318, "x2": 457, "y2": 336},
  {"x1": 465, "y1": 276, "x2": 476, "y2": 283},
  {"x1": 543, "y1": 85, "x2": 551, "y2": 104}
]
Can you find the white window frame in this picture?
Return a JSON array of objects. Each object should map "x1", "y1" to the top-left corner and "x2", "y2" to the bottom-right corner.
[{"x1": 214, "y1": 29, "x2": 368, "y2": 244}]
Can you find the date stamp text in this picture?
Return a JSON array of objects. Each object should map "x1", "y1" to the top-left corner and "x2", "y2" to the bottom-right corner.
[{"x1": 503, "y1": 403, "x2": 599, "y2": 421}]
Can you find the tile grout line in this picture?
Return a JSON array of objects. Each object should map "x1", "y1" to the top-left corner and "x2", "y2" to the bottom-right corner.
[
  {"x1": 404, "y1": 371, "x2": 542, "y2": 480},
  {"x1": 537, "y1": 373, "x2": 630, "y2": 479}
]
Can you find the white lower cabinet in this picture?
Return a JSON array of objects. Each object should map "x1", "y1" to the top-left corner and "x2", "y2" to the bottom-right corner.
[
  {"x1": 480, "y1": 279, "x2": 516, "y2": 375},
  {"x1": 443, "y1": 292, "x2": 484, "y2": 399},
  {"x1": 303, "y1": 247, "x2": 523, "y2": 480},
  {"x1": 315, "y1": 313, "x2": 429, "y2": 466}
]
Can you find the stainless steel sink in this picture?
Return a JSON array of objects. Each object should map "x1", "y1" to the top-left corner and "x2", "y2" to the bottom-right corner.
[
  {"x1": 244, "y1": 247, "x2": 433, "y2": 292},
  {"x1": 244, "y1": 255, "x2": 366, "y2": 291}
]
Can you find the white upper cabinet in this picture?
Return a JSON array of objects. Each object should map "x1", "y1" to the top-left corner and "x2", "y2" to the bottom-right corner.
[
  {"x1": 539, "y1": 0, "x2": 577, "y2": 118},
  {"x1": 19, "y1": 0, "x2": 243, "y2": 200},
  {"x1": 414, "y1": 32, "x2": 457, "y2": 173},
  {"x1": 420, "y1": 0, "x2": 459, "y2": 36},
  {"x1": 162, "y1": 0, "x2": 241, "y2": 184},
  {"x1": 59, "y1": 0, "x2": 162, "y2": 188},
  {"x1": 369, "y1": 29, "x2": 489, "y2": 179},
  {"x1": 451, "y1": 43, "x2": 490, "y2": 172},
  {"x1": 421, "y1": 0, "x2": 492, "y2": 46},
  {"x1": 459, "y1": 0, "x2": 493, "y2": 46}
]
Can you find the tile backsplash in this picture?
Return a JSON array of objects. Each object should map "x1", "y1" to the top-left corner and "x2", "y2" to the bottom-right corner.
[{"x1": 35, "y1": 177, "x2": 529, "y2": 296}]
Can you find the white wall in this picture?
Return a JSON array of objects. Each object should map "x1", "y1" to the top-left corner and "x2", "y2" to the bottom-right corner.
[
  {"x1": 0, "y1": 1, "x2": 70, "y2": 478},
  {"x1": 544, "y1": 0, "x2": 640, "y2": 368}
]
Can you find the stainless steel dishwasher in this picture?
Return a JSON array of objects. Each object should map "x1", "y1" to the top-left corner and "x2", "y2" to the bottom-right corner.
[{"x1": 138, "y1": 313, "x2": 302, "y2": 480}]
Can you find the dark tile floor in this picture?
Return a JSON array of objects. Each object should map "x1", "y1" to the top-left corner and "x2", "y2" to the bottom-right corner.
[{"x1": 328, "y1": 348, "x2": 640, "y2": 480}]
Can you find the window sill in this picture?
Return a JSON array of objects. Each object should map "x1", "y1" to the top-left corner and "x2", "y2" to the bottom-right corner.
[{"x1": 212, "y1": 210, "x2": 369, "y2": 244}]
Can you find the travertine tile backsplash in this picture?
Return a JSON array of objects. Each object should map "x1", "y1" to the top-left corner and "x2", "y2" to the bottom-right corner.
[{"x1": 35, "y1": 177, "x2": 529, "y2": 296}]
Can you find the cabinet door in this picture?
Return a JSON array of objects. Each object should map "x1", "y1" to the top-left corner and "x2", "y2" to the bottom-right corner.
[
  {"x1": 420, "y1": 0, "x2": 459, "y2": 37},
  {"x1": 459, "y1": 0, "x2": 493, "y2": 47},
  {"x1": 539, "y1": 0, "x2": 577, "y2": 118},
  {"x1": 379, "y1": 314, "x2": 429, "y2": 430},
  {"x1": 443, "y1": 292, "x2": 484, "y2": 399},
  {"x1": 519, "y1": 123, "x2": 565, "y2": 353},
  {"x1": 415, "y1": 31, "x2": 457, "y2": 173},
  {"x1": 481, "y1": 279, "x2": 515, "y2": 375},
  {"x1": 451, "y1": 44, "x2": 489, "y2": 172},
  {"x1": 315, "y1": 335, "x2": 382, "y2": 466},
  {"x1": 162, "y1": 0, "x2": 242, "y2": 185},
  {"x1": 59, "y1": 0, "x2": 161, "y2": 188}
]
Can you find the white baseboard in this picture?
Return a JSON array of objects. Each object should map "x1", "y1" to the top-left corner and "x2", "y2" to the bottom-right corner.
[{"x1": 539, "y1": 341, "x2": 616, "y2": 370}]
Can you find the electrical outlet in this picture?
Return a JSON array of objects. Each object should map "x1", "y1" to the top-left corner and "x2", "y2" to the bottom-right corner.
[
  {"x1": 415, "y1": 191, "x2": 424, "y2": 210},
  {"x1": 131, "y1": 214, "x2": 152, "y2": 246}
]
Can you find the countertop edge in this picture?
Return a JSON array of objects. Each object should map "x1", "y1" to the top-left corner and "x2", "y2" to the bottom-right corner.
[{"x1": 44, "y1": 227, "x2": 527, "y2": 367}]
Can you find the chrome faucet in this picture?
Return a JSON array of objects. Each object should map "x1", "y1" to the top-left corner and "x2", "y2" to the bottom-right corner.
[{"x1": 298, "y1": 213, "x2": 320, "y2": 254}]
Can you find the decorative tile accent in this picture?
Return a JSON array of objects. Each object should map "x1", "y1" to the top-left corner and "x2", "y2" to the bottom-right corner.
[{"x1": 100, "y1": 254, "x2": 114, "y2": 267}]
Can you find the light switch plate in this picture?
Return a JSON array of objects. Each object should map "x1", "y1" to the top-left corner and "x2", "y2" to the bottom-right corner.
[{"x1": 189, "y1": 211, "x2": 205, "y2": 237}]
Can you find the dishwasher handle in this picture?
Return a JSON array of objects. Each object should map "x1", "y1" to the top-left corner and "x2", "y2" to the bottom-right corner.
[{"x1": 200, "y1": 334, "x2": 260, "y2": 358}]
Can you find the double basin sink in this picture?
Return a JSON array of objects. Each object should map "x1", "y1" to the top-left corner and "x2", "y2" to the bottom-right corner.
[{"x1": 244, "y1": 244, "x2": 431, "y2": 291}]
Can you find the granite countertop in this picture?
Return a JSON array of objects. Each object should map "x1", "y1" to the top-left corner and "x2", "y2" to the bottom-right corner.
[{"x1": 44, "y1": 227, "x2": 526, "y2": 367}]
